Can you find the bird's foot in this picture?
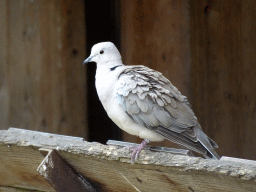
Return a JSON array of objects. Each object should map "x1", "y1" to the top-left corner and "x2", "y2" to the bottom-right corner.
[{"x1": 126, "y1": 139, "x2": 150, "y2": 164}]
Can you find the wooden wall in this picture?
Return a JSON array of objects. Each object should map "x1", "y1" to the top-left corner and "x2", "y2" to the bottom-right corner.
[
  {"x1": 190, "y1": 0, "x2": 256, "y2": 160},
  {"x1": 120, "y1": 0, "x2": 192, "y2": 152},
  {"x1": 0, "y1": 0, "x2": 87, "y2": 137},
  {"x1": 1, "y1": 0, "x2": 255, "y2": 160},
  {"x1": 120, "y1": 0, "x2": 256, "y2": 160}
]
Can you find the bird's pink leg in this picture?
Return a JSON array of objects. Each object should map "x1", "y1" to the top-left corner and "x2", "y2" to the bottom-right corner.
[{"x1": 127, "y1": 139, "x2": 150, "y2": 164}]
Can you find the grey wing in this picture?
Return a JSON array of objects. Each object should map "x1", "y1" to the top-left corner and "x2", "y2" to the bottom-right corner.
[{"x1": 116, "y1": 66, "x2": 219, "y2": 159}]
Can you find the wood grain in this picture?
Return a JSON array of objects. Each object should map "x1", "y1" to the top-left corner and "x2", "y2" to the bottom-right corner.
[
  {"x1": 190, "y1": 0, "x2": 256, "y2": 160},
  {"x1": 0, "y1": 128, "x2": 256, "y2": 192},
  {"x1": 38, "y1": 149, "x2": 96, "y2": 192},
  {"x1": 0, "y1": 0, "x2": 87, "y2": 138},
  {"x1": 120, "y1": 0, "x2": 256, "y2": 160},
  {"x1": 0, "y1": 145, "x2": 54, "y2": 191},
  {"x1": 120, "y1": 0, "x2": 191, "y2": 149},
  {"x1": 0, "y1": 0, "x2": 10, "y2": 130}
]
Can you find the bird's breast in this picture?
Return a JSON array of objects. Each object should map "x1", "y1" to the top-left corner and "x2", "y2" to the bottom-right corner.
[{"x1": 95, "y1": 68, "x2": 118, "y2": 104}]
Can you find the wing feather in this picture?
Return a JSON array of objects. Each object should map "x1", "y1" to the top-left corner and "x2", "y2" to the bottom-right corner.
[{"x1": 116, "y1": 66, "x2": 219, "y2": 159}]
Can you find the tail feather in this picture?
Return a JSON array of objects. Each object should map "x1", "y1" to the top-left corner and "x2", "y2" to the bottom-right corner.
[
  {"x1": 156, "y1": 127, "x2": 207, "y2": 155},
  {"x1": 155, "y1": 123, "x2": 220, "y2": 160},
  {"x1": 207, "y1": 136, "x2": 218, "y2": 149},
  {"x1": 195, "y1": 124, "x2": 220, "y2": 160}
]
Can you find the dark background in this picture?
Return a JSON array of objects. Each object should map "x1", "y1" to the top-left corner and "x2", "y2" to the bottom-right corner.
[{"x1": 85, "y1": 0, "x2": 122, "y2": 143}]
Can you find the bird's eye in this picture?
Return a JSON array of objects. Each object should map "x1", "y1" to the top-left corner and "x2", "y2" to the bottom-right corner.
[{"x1": 100, "y1": 50, "x2": 104, "y2": 54}]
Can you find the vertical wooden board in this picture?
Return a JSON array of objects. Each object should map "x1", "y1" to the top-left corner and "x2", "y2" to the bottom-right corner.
[
  {"x1": 22, "y1": 1, "x2": 45, "y2": 131},
  {"x1": 190, "y1": 0, "x2": 209, "y2": 133},
  {"x1": 190, "y1": 0, "x2": 226, "y2": 155},
  {"x1": 5, "y1": 0, "x2": 86, "y2": 138},
  {"x1": 120, "y1": 0, "x2": 192, "y2": 148},
  {"x1": 191, "y1": 0, "x2": 256, "y2": 160},
  {"x1": 8, "y1": 0, "x2": 31, "y2": 129},
  {"x1": 206, "y1": 0, "x2": 244, "y2": 159},
  {"x1": 60, "y1": 0, "x2": 87, "y2": 137},
  {"x1": 36, "y1": 0, "x2": 57, "y2": 135},
  {"x1": 0, "y1": 0, "x2": 10, "y2": 130},
  {"x1": 241, "y1": 1, "x2": 256, "y2": 160},
  {"x1": 37, "y1": 0, "x2": 86, "y2": 137},
  {"x1": 8, "y1": 0, "x2": 52, "y2": 132}
]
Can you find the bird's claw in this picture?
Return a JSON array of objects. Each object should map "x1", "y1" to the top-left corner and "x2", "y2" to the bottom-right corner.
[{"x1": 125, "y1": 139, "x2": 150, "y2": 164}]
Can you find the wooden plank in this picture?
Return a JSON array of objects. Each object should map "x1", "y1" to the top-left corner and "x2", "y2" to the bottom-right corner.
[
  {"x1": 206, "y1": 0, "x2": 244, "y2": 160},
  {"x1": 0, "y1": 0, "x2": 10, "y2": 130},
  {"x1": 120, "y1": 0, "x2": 256, "y2": 161},
  {"x1": 38, "y1": 149, "x2": 96, "y2": 192},
  {"x1": 240, "y1": 0, "x2": 256, "y2": 160},
  {"x1": 0, "y1": 128, "x2": 256, "y2": 192},
  {"x1": 0, "y1": 145, "x2": 54, "y2": 191},
  {"x1": 8, "y1": 0, "x2": 41, "y2": 130},
  {"x1": 2, "y1": 0, "x2": 87, "y2": 137},
  {"x1": 120, "y1": 0, "x2": 192, "y2": 148},
  {"x1": 0, "y1": 186, "x2": 42, "y2": 192},
  {"x1": 59, "y1": 0, "x2": 87, "y2": 137},
  {"x1": 190, "y1": 0, "x2": 256, "y2": 160},
  {"x1": 106, "y1": 140, "x2": 195, "y2": 157},
  {"x1": 190, "y1": 0, "x2": 209, "y2": 138}
]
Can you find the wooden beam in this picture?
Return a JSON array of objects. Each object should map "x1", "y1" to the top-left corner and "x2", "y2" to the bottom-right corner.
[
  {"x1": 38, "y1": 149, "x2": 96, "y2": 192},
  {"x1": 0, "y1": 128, "x2": 255, "y2": 191},
  {"x1": 0, "y1": 142, "x2": 54, "y2": 191}
]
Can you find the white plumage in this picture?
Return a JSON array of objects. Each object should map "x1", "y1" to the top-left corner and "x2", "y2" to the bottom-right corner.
[{"x1": 84, "y1": 42, "x2": 219, "y2": 163}]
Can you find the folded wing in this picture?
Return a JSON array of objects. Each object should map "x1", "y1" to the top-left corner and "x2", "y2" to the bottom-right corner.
[{"x1": 116, "y1": 66, "x2": 219, "y2": 159}]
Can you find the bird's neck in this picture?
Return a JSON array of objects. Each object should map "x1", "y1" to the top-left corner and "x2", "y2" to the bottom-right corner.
[
  {"x1": 95, "y1": 62, "x2": 124, "y2": 105},
  {"x1": 97, "y1": 60, "x2": 124, "y2": 70}
]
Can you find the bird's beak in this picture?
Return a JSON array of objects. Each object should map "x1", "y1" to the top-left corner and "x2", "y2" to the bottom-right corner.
[{"x1": 83, "y1": 56, "x2": 93, "y2": 65}]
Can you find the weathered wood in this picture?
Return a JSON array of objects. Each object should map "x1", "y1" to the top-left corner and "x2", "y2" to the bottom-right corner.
[
  {"x1": 0, "y1": 186, "x2": 40, "y2": 192},
  {"x1": 0, "y1": 144, "x2": 54, "y2": 191},
  {"x1": 240, "y1": 0, "x2": 256, "y2": 160},
  {"x1": 120, "y1": 0, "x2": 192, "y2": 149},
  {"x1": 38, "y1": 149, "x2": 96, "y2": 192},
  {"x1": 0, "y1": 128, "x2": 255, "y2": 192},
  {"x1": 0, "y1": 0, "x2": 10, "y2": 130},
  {"x1": 120, "y1": 0, "x2": 256, "y2": 161},
  {"x1": 0, "y1": 0, "x2": 87, "y2": 137},
  {"x1": 106, "y1": 140, "x2": 195, "y2": 157},
  {"x1": 221, "y1": 156, "x2": 256, "y2": 166},
  {"x1": 190, "y1": 0, "x2": 256, "y2": 160}
]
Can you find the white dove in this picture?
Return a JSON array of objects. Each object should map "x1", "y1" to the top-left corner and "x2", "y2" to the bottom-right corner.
[{"x1": 84, "y1": 42, "x2": 220, "y2": 163}]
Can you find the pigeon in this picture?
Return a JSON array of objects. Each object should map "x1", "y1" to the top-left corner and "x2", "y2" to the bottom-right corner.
[{"x1": 84, "y1": 42, "x2": 220, "y2": 163}]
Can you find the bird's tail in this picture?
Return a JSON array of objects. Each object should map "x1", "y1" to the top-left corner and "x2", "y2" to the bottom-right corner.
[
  {"x1": 156, "y1": 125, "x2": 220, "y2": 159},
  {"x1": 195, "y1": 124, "x2": 220, "y2": 160}
]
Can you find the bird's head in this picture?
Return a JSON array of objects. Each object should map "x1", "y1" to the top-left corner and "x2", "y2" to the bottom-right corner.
[{"x1": 83, "y1": 42, "x2": 122, "y2": 65}]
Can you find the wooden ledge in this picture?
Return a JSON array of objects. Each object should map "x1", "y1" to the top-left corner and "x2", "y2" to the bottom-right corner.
[{"x1": 0, "y1": 128, "x2": 255, "y2": 191}]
